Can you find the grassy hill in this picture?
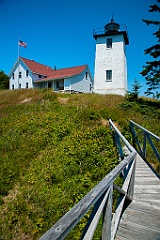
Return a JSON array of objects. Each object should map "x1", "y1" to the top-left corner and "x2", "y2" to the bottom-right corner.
[{"x1": 0, "y1": 89, "x2": 159, "y2": 239}]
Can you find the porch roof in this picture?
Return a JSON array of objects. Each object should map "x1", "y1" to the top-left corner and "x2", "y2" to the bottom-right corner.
[{"x1": 34, "y1": 65, "x2": 88, "y2": 83}]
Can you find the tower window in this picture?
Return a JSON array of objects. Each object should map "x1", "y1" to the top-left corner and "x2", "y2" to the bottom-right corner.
[
  {"x1": 106, "y1": 38, "x2": 112, "y2": 48},
  {"x1": 106, "y1": 70, "x2": 112, "y2": 81},
  {"x1": 19, "y1": 83, "x2": 21, "y2": 89},
  {"x1": 19, "y1": 72, "x2": 22, "y2": 78},
  {"x1": 85, "y1": 71, "x2": 88, "y2": 79},
  {"x1": 26, "y1": 82, "x2": 28, "y2": 88},
  {"x1": 26, "y1": 70, "x2": 29, "y2": 77},
  {"x1": 12, "y1": 73, "x2": 14, "y2": 79},
  {"x1": 12, "y1": 84, "x2": 14, "y2": 89}
]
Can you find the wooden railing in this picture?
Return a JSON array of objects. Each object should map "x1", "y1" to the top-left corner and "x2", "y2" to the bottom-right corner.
[
  {"x1": 130, "y1": 120, "x2": 160, "y2": 177},
  {"x1": 39, "y1": 120, "x2": 137, "y2": 240}
]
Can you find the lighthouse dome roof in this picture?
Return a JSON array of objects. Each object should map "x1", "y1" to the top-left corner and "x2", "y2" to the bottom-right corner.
[{"x1": 105, "y1": 18, "x2": 120, "y2": 33}]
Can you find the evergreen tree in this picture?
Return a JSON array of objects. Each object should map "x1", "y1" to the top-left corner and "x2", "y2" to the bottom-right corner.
[
  {"x1": 127, "y1": 79, "x2": 142, "y2": 101},
  {"x1": 140, "y1": 0, "x2": 160, "y2": 99},
  {"x1": 131, "y1": 78, "x2": 142, "y2": 98},
  {"x1": 0, "y1": 70, "x2": 9, "y2": 90}
]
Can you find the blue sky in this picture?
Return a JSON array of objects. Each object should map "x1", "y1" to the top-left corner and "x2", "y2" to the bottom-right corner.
[{"x1": 0, "y1": 0, "x2": 159, "y2": 95}]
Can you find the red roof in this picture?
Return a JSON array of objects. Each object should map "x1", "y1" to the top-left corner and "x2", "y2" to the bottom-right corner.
[
  {"x1": 21, "y1": 57, "x2": 53, "y2": 77},
  {"x1": 20, "y1": 57, "x2": 87, "y2": 81}
]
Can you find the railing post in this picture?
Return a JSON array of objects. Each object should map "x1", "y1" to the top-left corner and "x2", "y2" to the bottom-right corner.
[
  {"x1": 130, "y1": 120, "x2": 160, "y2": 164},
  {"x1": 102, "y1": 184, "x2": 113, "y2": 240},
  {"x1": 146, "y1": 133, "x2": 160, "y2": 162},
  {"x1": 127, "y1": 158, "x2": 136, "y2": 197},
  {"x1": 142, "y1": 132, "x2": 147, "y2": 159},
  {"x1": 81, "y1": 188, "x2": 111, "y2": 240},
  {"x1": 115, "y1": 133, "x2": 124, "y2": 160}
]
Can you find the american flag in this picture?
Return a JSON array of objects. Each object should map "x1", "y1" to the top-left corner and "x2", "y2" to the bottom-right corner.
[{"x1": 19, "y1": 40, "x2": 27, "y2": 48}]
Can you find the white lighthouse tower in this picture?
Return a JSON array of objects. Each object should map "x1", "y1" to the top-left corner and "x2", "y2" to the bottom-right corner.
[{"x1": 93, "y1": 18, "x2": 129, "y2": 95}]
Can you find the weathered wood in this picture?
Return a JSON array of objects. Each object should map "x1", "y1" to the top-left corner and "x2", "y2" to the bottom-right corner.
[
  {"x1": 111, "y1": 196, "x2": 126, "y2": 240},
  {"x1": 134, "y1": 185, "x2": 160, "y2": 189},
  {"x1": 82, "y1": 188, "x2": 110, "y2": 240},
  {"x1": 117, "y1": 221, "x2": 160, "y2": 239},
  {"x1": 142, "y1": 132, "x2": 147, "y2": 158},
  {"x1": 116, "y1": 153, "x2": 160, "y2": 240},
  {"x1": 134, "y1": 180, "x2": 160, "y2": 185},
  {"x1": 133, "y1": 193, "x2": 160, "y2": 200},
  {"x1": 115, "y1": 235, "x2": 130, "y2": 240},
  {"x1": 39, "y1": 152, "x2": 136, "y2": 240},
  {"x1": 130, "y1": 120, "x2": 160, "y2": 165},
  {"x1": 109, "y1": 119, "x2": 135, "y2": 153},
  {"x1": 39, "y1": 120, "x2": 159, "y2": 240},
  {"x1": 102, "y1": 185, "x2": 113, "y2": 240},
  {"x1": 122, "y1": 159, "x2": 135, "y2": 193},
  {"x1": 122, "y1": 213, "x2": 160, "y2": 230},
  {"x1": 113, "y1": 183, "x2": 132, "y2": 202},
  {"x1": 129, "y1": 201, "x2": 160, "y2": 214},
  {"x1": 135, "y1": 200, "x2": 160, "y2": 208},
  {"x1": 130, "y1": 120, "x2": 160, "y2": 141},
  {"x1": 123, "y1": 208, "x2": 160, "y2": 225}
]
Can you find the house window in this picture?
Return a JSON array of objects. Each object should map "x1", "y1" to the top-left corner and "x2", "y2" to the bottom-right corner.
[
  {"x1": 106, "y1": 70, "x2": 112, "y2": 81},
  {"x1": 56, "y1": 82, "x2": 59, "y2": 89},
  {"x1": 26, "y1": 82, "x2": 28, "y2": 89},
  {"x1": 106, "y1": 38, "x2": 112, "y2": 48},
  {"x1": 12, "y1": 73, "x2": 14, "y2": 79},
  {"x1": 19, "y1": 72, "x2": 22, "y2": 78},
  {"x1": 39, "y1": 75, "x2": 42, "y2": 78},
  {"x1": 12, "y1": 84, "x2": 14, "y2": 89},
  {"x1": 48, "y1": 82, "x2": 52, "y2": 88},
  {"x1": 19, "y1": 83, "x2": 21, "y2": 89},
  {"x1": 26, "y1": 70, "x2": 29, "y2": 77},
  {"x1": 85, "y1": 71, "x2": 88, "y2": 79}
]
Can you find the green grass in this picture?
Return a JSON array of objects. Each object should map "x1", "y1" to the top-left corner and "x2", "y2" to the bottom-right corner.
[{"x1": 0, "y1": 89, "x2": 159, "y2": 239}]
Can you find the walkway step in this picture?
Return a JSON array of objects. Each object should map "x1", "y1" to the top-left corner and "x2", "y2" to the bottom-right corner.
[{"x1": 116, "y1": 154, "x2": 160, "y2": 240}]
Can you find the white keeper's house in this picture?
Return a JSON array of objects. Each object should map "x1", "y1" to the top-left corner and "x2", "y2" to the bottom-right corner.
[
  {"x1": 9, "y1": 57, "x2": 93, "y2": 93},
  {"x1": 93, "y1": 18, "x2": 129, "y2": 96}
]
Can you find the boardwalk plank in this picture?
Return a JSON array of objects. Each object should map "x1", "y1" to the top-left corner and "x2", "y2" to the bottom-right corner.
[
  {"x1": 130, "y1": 200, "x2": 160, "y2": 211},
  {"x1": 134, "y1": 180, "x2": 160, "y2": 185},
  {"x1": 116, "y1": 226, "x2": 159, "y2": 240},
  {"x1": 124, "y1": 207, "x2": 160, "y2": 222},
  {"x1": 116, "y1": 154, "x2": 160, "y2": 240},
  {"x1": 117, "y1": 221, "x2": 160, "y2": 239},
  {"x1": 121, "y1": 211, "x2": 160, "y2": 229},
  {"x1": 133, "y1": 193, "x2": 160, "y2": 200}
]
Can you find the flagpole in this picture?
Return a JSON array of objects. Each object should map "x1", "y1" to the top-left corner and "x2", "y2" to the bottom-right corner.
[
  {"x1": 17, "y1": 37, "x2": 27, "y2": 89},
  {"x1": 18, "y1": 37, "x2": 20, "y2": 88},
  {"x1": 18, "y1": 36, "x2": 20, "y2": 59}
]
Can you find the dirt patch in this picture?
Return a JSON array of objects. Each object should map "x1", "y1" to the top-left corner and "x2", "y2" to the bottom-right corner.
[
  {"x1": 2, "y1": 188, "x2": 20, "y2": 204},
  {"x1": 21, "y1": 98, "x2": 32, "y2": 104},
  {"x1": 58, "y1": 97, "x2": 69, "y2": 104},
  {"x1": 101, "y1": 119, "x2": 109, "y2": 127}
]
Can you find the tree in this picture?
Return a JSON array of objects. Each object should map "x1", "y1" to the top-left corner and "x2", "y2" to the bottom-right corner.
[
  {"x1": 140, "y1": 0, "x2": 160, "y2": 99},
  {"x1": 127, "y1": 79, "x2": 142, "y2": 101},
  {"x1": 0, "y1": 71, "x2": 9, "y2": 90}
]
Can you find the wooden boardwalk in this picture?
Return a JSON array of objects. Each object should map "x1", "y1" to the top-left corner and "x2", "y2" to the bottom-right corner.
[{"x1": 116, "y1": 154, "x2": 160, "y2": 240}]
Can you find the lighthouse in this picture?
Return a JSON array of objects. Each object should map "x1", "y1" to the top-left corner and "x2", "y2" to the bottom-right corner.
[{"x1": 93, "y1": 18, "x2": 129, "y2": 95}]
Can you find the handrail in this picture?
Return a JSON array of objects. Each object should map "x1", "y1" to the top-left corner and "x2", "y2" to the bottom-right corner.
[
  {"x1": 130, "y1": 120, "x2": 160, "y2": 163},
  {"x1": 130, "y1": 120, "x2": 160, "y2": 142},
  {"x1": 39, "y1": 120, "x2": 137, "y2": 240},
  {"x1": 109, "y1": 119, "x2": 135, "y2": 154},
  {"x1": 93, "y1": 24, "x2": 128, "y2": 37}
]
